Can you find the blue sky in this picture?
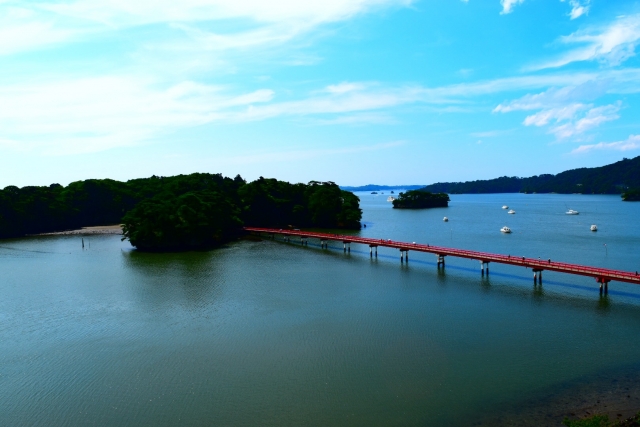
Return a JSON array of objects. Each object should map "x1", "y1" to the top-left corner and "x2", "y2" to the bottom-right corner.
[{"x1": 2, "y1": 0, "x2": 640, "y2": 187}]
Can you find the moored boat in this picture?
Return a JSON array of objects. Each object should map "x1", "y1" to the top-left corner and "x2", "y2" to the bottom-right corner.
[
  {"x1": 508, "y1": 209, "x2": 516, "y2": 214},
  {"x1": 500, "y1": 226, "x2": 512, "y2": 233},
  {"x1": 590, "y1": 224, "x2": 597, "y2": 231}
]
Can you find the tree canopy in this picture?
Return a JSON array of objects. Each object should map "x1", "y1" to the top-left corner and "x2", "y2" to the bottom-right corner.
[
  {"x1": 0, "y1": 173, "x2": 362, "y2": 251},
  {"x1": 392, "y1": 190, "x2": 450, "y2": 209},
  {"x1": 422, "y1": 156, "x2": 640, "y2": 194}
]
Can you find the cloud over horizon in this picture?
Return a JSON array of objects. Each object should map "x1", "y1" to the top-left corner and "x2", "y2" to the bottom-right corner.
[{"x1": 571, "y1": 134, "x2": 640, "y2": 154}]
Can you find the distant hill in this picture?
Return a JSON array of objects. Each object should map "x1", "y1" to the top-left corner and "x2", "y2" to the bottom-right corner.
[
  {"x1": 421, "y1": 156, "x2": 640, "y2": 194},
  {"x1": 340, "y1": 184, "x2": 427, "y2": 192}
]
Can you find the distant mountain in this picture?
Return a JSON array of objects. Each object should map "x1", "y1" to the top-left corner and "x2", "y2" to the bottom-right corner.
[
  {"x1": 421, "y1": 156, "x2": 640, "y2": 195},
  {"x1": 340, "y1": 184, "x2": 427, "y2": 192}
]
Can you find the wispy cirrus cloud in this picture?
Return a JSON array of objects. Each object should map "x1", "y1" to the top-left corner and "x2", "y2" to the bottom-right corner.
[
  {"x1": 225, "y1": 140, "x2": 406, "y2": 165},
  {"x1": 4, "y1": 66, "x2": 640, "y2": 156},
  {"x1": 500, "y1": 0, "x2": 525, "y2": 15},
  {"x1": 499, "y1": 0, "x2": 588, "y2": 17},
  {"x1": 547, "y1": 103, "x2": 620, "y2": 139},
  {"x1": 0, "y1": 76, "x2": 273, "y2": 155},
  {"x1": 571, "y1": 134, "x2": 640, "y2": 154},
  {"x1": 530, "y1": 14, "x2": 640, "y2": 71},
  {"x1": 0, "y1": 0, "x2": 414, "y2": 56},
  {"x1": 494, "y1": 82, "x2": 622, "y2": 140}
]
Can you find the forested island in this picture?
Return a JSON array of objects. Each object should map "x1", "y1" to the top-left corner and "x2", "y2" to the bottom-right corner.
[
  {"x1": 421, "y1": 156, "x2": 640, "y2": 195},
  {"x1": 392, "y1": 190, "x2": 450, "y2": 209},
  {"x1": 0, "y1": 174, "x2": 362, "y2": 251},
  {"x1": 622, "y1": 189, "x2": 640, "y2": 201}
]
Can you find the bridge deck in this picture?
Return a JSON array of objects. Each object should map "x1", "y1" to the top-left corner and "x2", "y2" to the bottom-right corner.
[{"x1": 244, "y1": 227, "x2": 640, "y2": 286}]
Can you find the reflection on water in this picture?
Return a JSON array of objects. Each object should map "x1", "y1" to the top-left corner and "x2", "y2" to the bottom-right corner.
[{"x1": 1, "y1": 194, "x2": 640, "y2": 426}]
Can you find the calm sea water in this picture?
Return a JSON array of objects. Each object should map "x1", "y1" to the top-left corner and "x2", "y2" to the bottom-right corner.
[{"x1": 2, "y1": 193, "x2": 640, "y2": 426}]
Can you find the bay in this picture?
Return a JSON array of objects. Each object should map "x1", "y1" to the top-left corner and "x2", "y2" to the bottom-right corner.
[{"x1": 2, "y1": 193, "x2": 640, "y2": 426}]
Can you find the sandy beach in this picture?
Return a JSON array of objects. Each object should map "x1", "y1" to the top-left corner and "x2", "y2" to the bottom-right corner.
[{"x1": 35, "y1": 225, "x2": 123, "y2": 236}]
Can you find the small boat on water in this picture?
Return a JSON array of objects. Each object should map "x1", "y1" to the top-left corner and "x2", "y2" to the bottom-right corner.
[
  {"x1": 566, "y1": 209, "x2": 579, "y2": 215},
  {"x1": 590, "y1": 224, "x2": 598, "y2": 231},
  {"x1": 502, "y1": 205, "x2": 509, "y2": 209},
  {"x1": 387, "y1": 196, "x2": 395, "y2": 202},
  {"x1": 371, "y1": 191, "x2": 378, "y2": 194},
  {"x1": 508, "y1": 209, "x2": 516, "y2": 214},
  {"x1": 443, "y1": 217, "x2": 449, "y2": 222},
  {"x1": 500, "y1": 226, "x2": 512, "y2": 233}
]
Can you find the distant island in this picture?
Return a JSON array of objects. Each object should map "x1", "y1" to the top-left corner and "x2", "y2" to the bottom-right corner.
[
  {"x1": 0, "y1": 174, "x2": 362, "y2": 251},
  {"x1": 420, "y1": 156, "x2": 640, "y2": 195},
  {"x1": 622, "y1": 189, "x2": 640, "y2": 201},
  {"x1": 392, "y1": 190, "x2": 449, "y2": 209}
]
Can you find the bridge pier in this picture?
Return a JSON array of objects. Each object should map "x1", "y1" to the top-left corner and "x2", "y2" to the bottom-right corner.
[
  {"x1": 533, "y1": 269, "x2": 543, "y2": 284},
  {"x1": 597, "y1": 277, "x2": 610, "y2": 294},
  {"x1": 437, "y1": 254, "x2": 446, "y2": 268},
  {"x1": 343, "y1": 241, "x2": 351, "y2": 253},
  {"x1": 480, "y1": 260, "x2": 490, "y2": 276},
  {"x1": 369, "y1": 244, "x2": 378, "y2": 257},
  {"x1": 399, "y1": 249, "x2": 409, "y2": 263}
]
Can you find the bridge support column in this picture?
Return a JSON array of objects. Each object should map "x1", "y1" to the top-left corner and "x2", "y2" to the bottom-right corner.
[
  {"x1": 343, "y1": 241, "x2": 350, "y2": 253},
  {"x1": 437, "y1": 254, "x2": 446, "y2": 268},
  {"x1": 480, "y1": 261, "x2": 490, "y2": 275},
  {"x1": 596, "y1": 277, "x2": 610, "y2": 294},
  {"x1": 533, "y1": 269, "x2": 543, "y2": 284},
  {"x1": 369, "y1": 245, "x2": 378, "y2": 257}
]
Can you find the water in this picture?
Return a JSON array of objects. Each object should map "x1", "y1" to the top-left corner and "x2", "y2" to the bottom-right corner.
[{"x1": 2, "y1": 193, "x2": 640, "y2": 426}]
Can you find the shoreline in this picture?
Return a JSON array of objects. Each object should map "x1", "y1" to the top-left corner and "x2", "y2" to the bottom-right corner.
[
  {"x1": 33, "y1": 225, "x2": 123, "y2": 236},
  {"x1": 474, "y1": 363, "x2": 640, "y2": 426}
]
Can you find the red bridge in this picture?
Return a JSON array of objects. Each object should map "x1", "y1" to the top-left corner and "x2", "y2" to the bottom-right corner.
[{"x1": 244, "y1": 227, "x2": 640, "y2": 293}]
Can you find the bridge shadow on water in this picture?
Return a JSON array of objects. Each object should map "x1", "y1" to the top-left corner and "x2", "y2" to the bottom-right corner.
[{"x1": 274, "y1": 238, "x2": 640, "y2": 301}]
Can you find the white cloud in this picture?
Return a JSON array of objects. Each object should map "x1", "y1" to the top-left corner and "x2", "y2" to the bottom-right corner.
[
  {"x1": 324, "y1": 82, "x2": 368, "y2": 95},
  {"x1": 500, "y1": 0, "x2": 524, "y2": 15},
  {"x1": 494, "y1": 83, "x2": 622, "y2": 140},
  {"x1": 560, "y1": 0, "x2": 589, "y2": 20},
  {"x1": 225, "y1": 140, "x2": 405, "y2": 165},
  {"x1": 571, "y1": 134, "x2": 640, "y2": 154},
  {"x1": 523, "y1": 103, "x2": 587, "y2": 126},
  {"x1": 44, "y1": 0, "x2": 413, "y2": 27},
  {"x1": 531, "y1": 14, "x2": 640, "y2": 70},
  {"x1": 548, "y1": 103, "x2": 620, "y2": 139},
  {"x1": 0, "y1": 0, "x2": 413, "y2": 56},
  {"x1": 0, "y1": 7, "x2": 78, "y2": 55},
  {"x1": 493, "y1": 81, "x2": 610, "y2": 113},
  {"x1": 0, "y1": 76, "x2": 272, "y2": 155}
]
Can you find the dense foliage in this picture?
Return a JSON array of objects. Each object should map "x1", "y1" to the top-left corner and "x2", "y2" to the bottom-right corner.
[
  {"x1": 238, "y1": 178, "x2": 361, "y2": 229},
  {"x1": 422, "y1": 156, "x2": 640, "y2": 194},
  {"x1": 622, "y1": 189, "x2": 640, "y2": 201},
  {"x1": 392, "y1": 190, "x2": 450, "y2": 209},
  {"x1": 0, "y1": 174, "x2": 362, "y2": 251}
]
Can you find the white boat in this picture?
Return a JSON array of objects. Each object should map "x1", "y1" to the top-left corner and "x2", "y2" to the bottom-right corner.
[
  {"x1": 566, "y1": 209, "x2": 579, "y2": 215},
  {"x1": 590, "y1": 224, "x2": 597, "y2": 231},
  {"x1": 443, "y1": 217, "x2": 449, "y2": 222},
  {"x1": 502, "y1": 205, "x2": 509, "y2": 209},
  {"x1": 508, "y1": 210, "x2": 516, "y2": 214},
  {"x1": 500, "y1": 226, "x2": 512, "y2": 233},
  {"x1": 386, "y1": 196, "x2": 395, "y2": 202}
]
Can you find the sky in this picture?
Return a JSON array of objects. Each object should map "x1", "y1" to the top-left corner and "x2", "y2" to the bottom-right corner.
[{"x1": 2, "y1": 0, "x2": 640, "y2": 187}]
